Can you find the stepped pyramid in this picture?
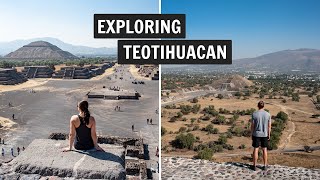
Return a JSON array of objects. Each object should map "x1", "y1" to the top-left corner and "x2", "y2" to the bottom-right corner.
[{"x1": 4, "y1": 41, "x2": 78, "y2": 59}]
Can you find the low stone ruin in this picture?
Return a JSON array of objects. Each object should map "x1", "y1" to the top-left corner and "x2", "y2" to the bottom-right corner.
[
  {"x1": 52, "y1": 63, "x2": 113, "y2": 79},
  {"x1": 0, "y1": 68, "x2": 27, "y2": 85},
  {"x1": 21, "y1": 66, "x2": 53, "y2": 78},
  {"x1": 87, "y1": 88, "x2": 141, "y2": 100}
]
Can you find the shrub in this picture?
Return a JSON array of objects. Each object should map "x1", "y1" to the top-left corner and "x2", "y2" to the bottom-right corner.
[
  {"x1": 217, "y1": 94, "x2": 223, "y2": 99},
  {"x1": 196, "y1": 148, "x2": 213, "y2": 160},
  {"x1": 201, "y1": 115, "x2": 211, "y2": 121},
  {"x1": 226, "y1": 131, "x2": 233, "y2": 139},
  {"x1": 223, "y1": 144, "x2": 234, "y2": 150},
  {"x1": 194, "y1": 144, "x2": 208, "y2": 152},
  {"x1": 212, "y1": 115, "x2": 226, "y2": 125},
  {"x1": 169, "y1": 116, "x2": 177, "y2": 122},
  {"x1": 193, "y1": 125, "x2": 200, "y2": 131},
  {"x1": 210, "y1": 144, "x2": 223, "y2": 153},
  {"x1": 177, "y1": 112, "x2": 183, "y2": 118},
  {"x1": 191, "y1": 118, "x2": 196, "y2": 124},
  {"x1": 212, "y1": 128, "x2": 219, "y2": 134},
  {"x1": 239, "y1": 144, "x2": 246, "y2": 149},
  {"x1": 276, "y1": 111, "x2": 288, "y2": 122},
  {"x1": 192, "y1": 104, "x2": 201, "y2": 113},
  {"x1": 161, "y1": 126, "x2": 167, "y2": 136},
  {"x1": 292, "y1": 93, "x2": 300, "y2": 102},
  {"x1": 191, "y1": 98, "x2": 199, "y2": 103},
  {"x1": 179, "y1": 127, "x2": 187, "y2": 133},
  {"x1": 172, "y1": 133, "x2": 196, "y2": 149},
  {"x1": 217, "y1": 134, "x2": 228, "y2": 145}
]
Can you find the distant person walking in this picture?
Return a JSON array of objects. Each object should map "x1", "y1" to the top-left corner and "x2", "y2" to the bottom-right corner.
[
  {"x1": 150, "y1": 119, "x2": 153, "y2": 125},
  {"x1": 132, "y1": 124, "x2": 134, "y2": 132},
  {"x1": 2, "y1": 139, "x2": 4, "y2": 145},
  {"x1": 17, "y1": 147, "x2": 20, "y2": 155},
  {"x1": 22, "y1": 147, "x2": 25, "y2": 151},
  {"x1": 147, "y1": 119, "x2": 149, "y2": 124},
  {"x1": 11, "y1": 148, "x2": 14, "y2": 156},
  {"x1": 251, "y1": 101, "x2": 271, "y2": 171},
  {"x1": 12, "y1": 114, "x2": 15, "y2": 120},
  {"x1": 63, "y1": 100, "x2": 104, "y2": 152},
  {"x1": 2, "y1": 148, "x2": 4, "y2": 156}
]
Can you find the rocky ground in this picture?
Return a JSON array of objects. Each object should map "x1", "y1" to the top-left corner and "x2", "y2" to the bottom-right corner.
[
  {"x1": 1, "y1": 139, "x2": 126, "y2": 179},
  {"x1": 162, "y1": 157, "x2": 320, "y2": 180}
]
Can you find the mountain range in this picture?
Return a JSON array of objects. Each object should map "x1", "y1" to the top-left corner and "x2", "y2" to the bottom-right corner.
[
  {"x1": 163, "y1": 48, "x2": 320, "y2": 72},
  {"x1": 0, "y1": 37, "x2": 116, "y2": 56}
]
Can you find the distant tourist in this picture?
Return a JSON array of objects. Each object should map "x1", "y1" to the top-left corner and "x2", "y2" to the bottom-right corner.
[
  {"x1": 22, "y1": 147, "x2": 25, "y2": 151},
  {"x1": 63, "y1": 100, "x2": 104, "y2": 152},
  {"x1": 11, "y1": 148, "x2": 14, "y2": 156},
  {"x1": 2, "y1": 139, "x2": 4, "y2": 144},
  {"x1": 251, "y1": 101, "x2": 271, "y2": 171},
  {"x1": 132, "y1": 124, "x2": 134, "y2": 132},
  {"x1": 1, "y1": 148, "x2": 4, "y2": 156},
  {"x1": 12, "y1": 114, "x2": 15, "y2": 120},
  {"x1": 150, "y1": 119, "x2": 153, "y2": 125},
  {"x1": 17, "y1": 147, "x2": 20, "y2": 155},
  {"x1": 147, "y1": 119, "x2": 149, "y2": 124},
  {"x1": 156, "y1": 146, "x2": 159, "y2": 157}
]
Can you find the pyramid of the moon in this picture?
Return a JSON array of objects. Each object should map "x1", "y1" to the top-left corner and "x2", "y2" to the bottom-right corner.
[
  {"x1": 4, "y1": 41, "x2": 78, "y2": 59},
  {"x1": 212, "y1": 75, "x2": 253, "y2": 91}
]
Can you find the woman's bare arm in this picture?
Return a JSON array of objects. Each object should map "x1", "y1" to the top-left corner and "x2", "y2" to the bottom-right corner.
[
  {"x1": 63, "y1": 116, "x2": 76, "y2": 152},
  {"x1": 90, "y1": 117, "x2": 104, "y2": 151}
]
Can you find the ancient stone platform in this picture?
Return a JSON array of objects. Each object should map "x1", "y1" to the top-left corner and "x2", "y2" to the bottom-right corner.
[
  {"x1": 9, "y1": 139, "x2": 126, "y2": 179},
  {"x1": 162, "y1": 157, "x2": 320, "y2": 180}
]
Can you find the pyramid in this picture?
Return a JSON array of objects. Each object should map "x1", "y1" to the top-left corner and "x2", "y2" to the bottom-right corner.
[{"x1": 4, "y1": 41, "x2": 78, "y2": 59}]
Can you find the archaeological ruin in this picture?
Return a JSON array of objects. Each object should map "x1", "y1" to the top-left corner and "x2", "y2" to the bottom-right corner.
[{"x1": 0, "y1": 68, "x2": 27, "y2": 85}]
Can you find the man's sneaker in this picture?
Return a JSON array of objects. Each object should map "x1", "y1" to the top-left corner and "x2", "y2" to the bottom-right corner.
[
  {"x1": 262, "y1": 165, "x2": 268, "y2": 171},
  {"x1": 251, "y1": 165, "x2": 257, "y2": 171}
]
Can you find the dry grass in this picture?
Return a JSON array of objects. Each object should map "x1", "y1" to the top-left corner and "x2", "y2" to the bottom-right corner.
[{"x1": 161, "y1": 94, "x2": 320, "y2": 168}]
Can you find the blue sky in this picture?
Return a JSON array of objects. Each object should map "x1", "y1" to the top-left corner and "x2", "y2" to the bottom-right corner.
[
  {"x1": 162, "y1": 0, "x2": 320, "y2": 59},
  {"x1": 0, "y1": 0, "x2": 158, "y2": 47}
]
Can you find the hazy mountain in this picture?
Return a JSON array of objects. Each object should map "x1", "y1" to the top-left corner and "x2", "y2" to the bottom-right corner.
[
  {"x1": 0, "y1": 37, "x2": 116, "y2": 56},
  {"x1": 235, "y1": 48, "x2": 320, "y2": 71},
  {"x1": 163, "y1": 48, "x2": 320, "y2": 72},
  {"x1": 4, "y1": 41, "x2": 78, "y2": 59}
]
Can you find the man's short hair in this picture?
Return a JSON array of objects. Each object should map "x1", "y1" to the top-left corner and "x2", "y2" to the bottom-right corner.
[{"x1": 258, "y1": 101, "x2": 264, "y2": 109}]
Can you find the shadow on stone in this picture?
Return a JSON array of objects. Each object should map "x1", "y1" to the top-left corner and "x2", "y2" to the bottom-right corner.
[
  {"x1": 143, "y1": 144, "x2": 150, "y2": 160},
  {"x1": 72, "y1": 149, "x2": 125, "y2": 167}
]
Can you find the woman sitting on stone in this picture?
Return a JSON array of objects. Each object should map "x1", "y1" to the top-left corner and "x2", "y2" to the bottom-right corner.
[{"x1": 63, "y1": 100, "x2": 104, "y2": 152}]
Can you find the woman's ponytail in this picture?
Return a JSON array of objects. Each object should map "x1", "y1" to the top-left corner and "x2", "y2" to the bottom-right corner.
[{"x1": 78, "y1": 100, "x2": 90, "y2": 125}]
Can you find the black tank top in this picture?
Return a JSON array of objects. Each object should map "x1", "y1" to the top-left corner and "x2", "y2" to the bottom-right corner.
[{"x1": 74, "y1": 115, "x2": 94, "y2": 150}]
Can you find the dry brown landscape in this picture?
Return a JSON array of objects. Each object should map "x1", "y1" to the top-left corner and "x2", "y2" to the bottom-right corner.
[{"x1": 161, "y1": 76, "x2": 320, "y2": 168}]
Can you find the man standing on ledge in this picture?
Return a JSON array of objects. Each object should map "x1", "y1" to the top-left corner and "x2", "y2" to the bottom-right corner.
[{"x1": 251, "y1": 101, "x2": 271, "y2": 171}]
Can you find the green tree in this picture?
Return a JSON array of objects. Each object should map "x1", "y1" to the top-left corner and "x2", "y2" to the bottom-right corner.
[
  {"x1": 196, "y1": 148, "x2": 213, "y2": 160},
  {"x1": 173, "y1": 133, "x2": 196, "y2": 149}
]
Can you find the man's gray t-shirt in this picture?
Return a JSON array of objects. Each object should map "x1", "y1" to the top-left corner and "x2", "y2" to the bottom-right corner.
[{"x1": 252, "y1": 110, "x2": 271, "y2": 137}]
